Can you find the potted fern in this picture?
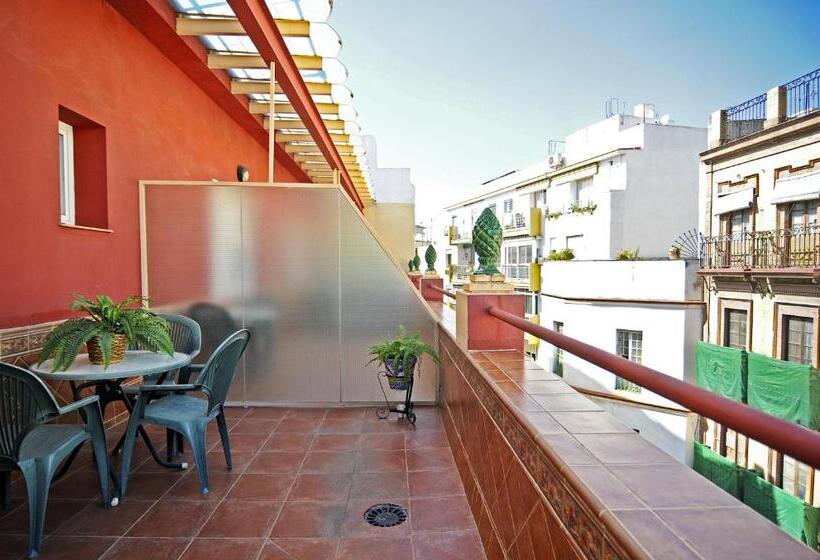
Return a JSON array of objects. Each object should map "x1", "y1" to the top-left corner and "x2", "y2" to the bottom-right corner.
[
  {"x1": 367, "y1": 326, "x2": 439, "y2": 390},
  {"x1": 38, "y1": 295, "x2": 174, "y2": 371}
]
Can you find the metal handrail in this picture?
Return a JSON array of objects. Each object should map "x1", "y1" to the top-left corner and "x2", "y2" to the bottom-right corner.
[
  {"x1": 701, "y1": 225, "x2": 820, "y2": 269},
  {"x1": 785, "y1": 67, "x2": 820, "y2": 118},
  {"x1": 486, "y1": 305, "x2": 820, "y2": 469},
  {"x1": 430, "y1": 285, "x2": 456, "y2": 300}
]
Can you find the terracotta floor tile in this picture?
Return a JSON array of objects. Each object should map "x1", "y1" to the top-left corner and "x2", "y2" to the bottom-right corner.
[
  {"x1": 206, "y1": 449, "x2": 255, "y2": 473},
  {"x1": 222, "y1": 433, "x2": 271, "y2": 452},
  {"x1": 411, "y1": 496, "x2": 476, "y2": 533},
  {"x1": 163, "y1": 471, "x2": 240, "y2": 501},
  {"x1": 56, "y1": 499, "x2": 154, "y2": 536},
  {"x1": 117, "y1": 472, "x2": 181, "y2": 501},
  {"x1": 357, "y1": 433, "x2": 406, "y2": 450},
  {"x1": 198, "y1": 500, "x2": 282, "y2": 538},
  {"x1": 360, "y1": 418, "x2": 415, "y2": 434},
  {"x1": 350, "y1": 472, "x2": 409, "y2": 499},
  {"x1": 318, "y1": 418, "x2": 364, "y2": 435},
  {"x1": 337, "y1": 536, "x2": 412, "y2": 560},
  {"x1": 261, "y1": 538, "x2": 338, "y2": 560},
  {"x1": 301, "y1": 451, "x2": 356, "y2": 474},
  {"x1": 405, "y1": 431, "x2": 449, "y2": 449},
  {"x1": 0, "y1": 498, "x2": 89, "y2": 536},
  {"x1": 575, "y1": 434, "x2": 676, "y2": 465},
  {"x1": 409, "y1": 469, "x2": 465, "y2": 498},
  {"x1": 245, "y1": 407, "x2": 290, "y2": 419},
  {"x1": 247, "y1": 452, "x2": 307, "y2": 474},
  {"x1": 413, "y1": 529, "x2": 486, "y2": 560},
  {"x1": 407, "y1": 448, "x2": 456, "y2": 472},
  {"x1": 270, "y1": 501, "x2": 347, "y2": 538},
  {"x1": 228, "y1": 473, "x2": 295, "y2": 501},
  {"x1": 310, "y1": 434, "x2": 361, "y2": 451},
  {"x1": 100, "y1": 537, "x2": 191, "y2": 559},
  {"x1": 0, "y1": 534, "x2": 28, "y2": 560},
  {"x1": 49, "y1": 470, "x2": 104, "y2": 500},
  {"x1": 265, "y1": 433, "x2": 315, "y2": 452},
  {"x1": 180, "y1": 537, "x2": 265, "y2": 560},
  {"x1": 289, "y1": 473, "x2": 353, "y2": 501},
  {"x1": 127, "y1": 499, "x2": 216, "y2": 537},
  {"x1": 354, "y1": 450, "x2": 406, "y2": 473},
  {"x1": 35, "y1": 536, "x2": 116, "y2": 560},
  {"x1": 276, "y1": 418, "x2": 323, "y2": 434},
  {"x1": 286, "y1": 409, "x2": 329, "y2": 421},
  {"x1": 325, "y1": 408, "x2": 367, "y2": 420},
  {"x1": 230, "y1": 417, "x2": 281, "y2": 435}
]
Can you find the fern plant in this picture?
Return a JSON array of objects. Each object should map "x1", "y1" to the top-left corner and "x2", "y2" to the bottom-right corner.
[
  {"x1": 38, "y1": 295, "x2": 174, "y2": 371},
  {"x1": 367, "y1": 326, "x2": 440, "y2": 381}
]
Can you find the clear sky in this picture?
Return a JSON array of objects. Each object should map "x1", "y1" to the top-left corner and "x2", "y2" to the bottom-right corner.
[{"x1": 329, "y1": 0, "x2": 820, "y2": 220}]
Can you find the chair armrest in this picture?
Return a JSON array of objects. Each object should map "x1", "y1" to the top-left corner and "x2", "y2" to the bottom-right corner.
[
  {"x1": 57, "y1": 395, "x2": 100, "y2": 417},
  {"x1": 139, "y1": 383, "x2": 199, "y2": 393}
]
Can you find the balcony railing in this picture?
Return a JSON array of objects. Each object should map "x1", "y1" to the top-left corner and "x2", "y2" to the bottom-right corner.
[
  {"x1": 786, "y1": 67, "x2": 820, "y2": 118},
  {"x1": 701, "y1": 225, "x2": 820, "y2": 269},
  {"x1": 725, "y1": 93, "x2": 767, "y2": 141}
]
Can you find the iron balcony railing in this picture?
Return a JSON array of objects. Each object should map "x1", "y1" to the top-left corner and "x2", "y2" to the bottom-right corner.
[
  {"x1": 786, "y1": 67, "x2": 820, "y2": 118},
  {"x1": 725, "y1": 93, "x2": 767, "y2": 141},
  {"x1": 701, "y1": 225, "x2": 820, "y2": 269}
]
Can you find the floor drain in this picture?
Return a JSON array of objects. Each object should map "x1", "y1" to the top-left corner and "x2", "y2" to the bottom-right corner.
[{"x1": 364, "y1": 503, "x2": 407, "y2": 528}]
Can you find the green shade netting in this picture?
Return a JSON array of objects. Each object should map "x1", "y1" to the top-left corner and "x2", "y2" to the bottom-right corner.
[
  {"x1": 747, "y1": 352, "x2": 820, "y2": 429},
  {"x1": 741, "y1": 469, "x2": 820, "y2": 549},
  {"x1": 693, "y1": 442, "x2": 742, "y2": 498},
  {"x1": 695, "y1": 341, "x2": 747, "y2": 402}
]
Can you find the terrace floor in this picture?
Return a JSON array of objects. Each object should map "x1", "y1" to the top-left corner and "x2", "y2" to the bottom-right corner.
[{"x1": 0, "y1": 406, "x2": 484, "y2": 560}]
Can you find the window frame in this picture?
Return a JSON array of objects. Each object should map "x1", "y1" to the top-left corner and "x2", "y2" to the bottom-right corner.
[
  {"x1": 718, "y1": 298, "x2": 752, "y2": 351},
  {"x1": 615, "y1": 329, "x2": 643, "y2": 392},
  {"x1": 775, "y1": 303, "x2": 819, "y2": 367},
  {"x1": 58, "y1": 120, "x2": 75, "y2": 225}
]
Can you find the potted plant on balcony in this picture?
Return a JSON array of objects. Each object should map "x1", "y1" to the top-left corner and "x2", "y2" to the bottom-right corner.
[
  {"x1": 38, "y1": 294, "x2": 174, "y2": 371},
  {"x1": 367, "y1": 326, "x2": 439, "y2": 390}
]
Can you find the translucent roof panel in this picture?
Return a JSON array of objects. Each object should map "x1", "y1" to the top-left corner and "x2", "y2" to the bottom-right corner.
[
  {"x1": 171, "y1": 0, "x2": 234, "y2": 16},
  {"x1": 283, "y1": 23, "x2": 341, "y2": 57},
  {"x1": 170, "y1": 0, "x2": 331, "y2": 22}
]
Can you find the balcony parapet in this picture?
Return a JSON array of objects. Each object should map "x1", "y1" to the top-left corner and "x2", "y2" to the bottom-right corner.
[{"x1": 701, "y1": 226, "x2": 820, "y2": 270}]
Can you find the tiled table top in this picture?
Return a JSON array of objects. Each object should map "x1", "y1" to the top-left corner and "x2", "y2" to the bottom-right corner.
[{"x1": 0, "y1": 406, "x2": 485, "y2": 560}]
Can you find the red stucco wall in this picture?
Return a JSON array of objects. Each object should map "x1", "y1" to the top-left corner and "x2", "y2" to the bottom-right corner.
[{"x1": 0, "y1": 0, "x2": 307, "y2": 328}]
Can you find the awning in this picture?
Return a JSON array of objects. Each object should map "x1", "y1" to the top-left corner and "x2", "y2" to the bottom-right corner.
[
  {"x1": 714, "y1": 187, "x2": 754, "y2": 215},
  {"x1": 169, "y1": 0, "x2": 374, "y2": 204},
  {"x1": 772, "y1": 169, "x2": 820, "y2": 204}
]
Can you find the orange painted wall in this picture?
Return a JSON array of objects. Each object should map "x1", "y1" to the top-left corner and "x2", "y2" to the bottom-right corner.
[{"x1": 0, "y1": 0, "x2": 306, "y2": 328}]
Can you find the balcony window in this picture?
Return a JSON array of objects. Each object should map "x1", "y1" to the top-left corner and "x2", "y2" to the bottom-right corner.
[
  {"x1": 572, "y1": 177, "x2": 593, "y2": 206},
  {"x1": 786, "y1": 200, "x2": 819, "y2": 233},
  {"x1": 58, "y1": 121, "x2": 75, "y2": 225},
  {"x1": 783, "y1": 315, "x2": 814, "y2": 365},
  {"x1": 615, "y1": 329, "x2": 642, "y2": 392},
  {"x1": 724, "y1": 308, "x2": 748, "y2": 350},
  {"x1": 503, "y1": 198, "x2": 513, "y2": 213},
  {"x1": 503, "y1": 245, "x2": 532, "y2": 281}
]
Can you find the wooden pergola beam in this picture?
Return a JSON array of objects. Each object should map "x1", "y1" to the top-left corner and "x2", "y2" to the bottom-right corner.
[
  {"x1": 251, "y1": 101, "x2": 338, "y2": 115},
  {"x1": 208, "y1": 52, "x2": 322, "y2": 70},
  {"x1": 176, "y1": 15, "x2": 310, "y2": 37},
  {"x1": 231, "y1": 79, "x2": 332, "y2": 95},
  {"x1": 227, "y1": 0, "x2": 362, "y2": 209},
  {"x1": 264, "y1": 118, "x2": 344, "y2": 131},
  {"x1": 284, "y1": 143, "x2": 355, "y2": 154}
]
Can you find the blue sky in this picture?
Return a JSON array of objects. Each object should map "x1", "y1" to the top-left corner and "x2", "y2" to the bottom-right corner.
[{"x1": 330, "y1": 0, "x2": 820, "y2": 219}]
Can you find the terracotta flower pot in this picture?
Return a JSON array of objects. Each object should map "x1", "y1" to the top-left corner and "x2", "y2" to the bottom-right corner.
[{"x1": 87, "y1": 334, "x2": 127, "y2": 365}]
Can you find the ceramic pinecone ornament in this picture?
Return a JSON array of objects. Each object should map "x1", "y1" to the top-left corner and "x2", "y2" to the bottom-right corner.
[
  {"x1": 412, "y1": 249, "x2": 421, "y2": 272},
  {"x1": 424, "y1": 244, "x2": 437, "y2": 273},
  {"x1": 472, "y1": 207, "x2": 502, "y2": 275}
]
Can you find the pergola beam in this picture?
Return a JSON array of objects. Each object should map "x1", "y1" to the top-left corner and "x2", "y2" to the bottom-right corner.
[
  {"x1": 231, "y1": 79, "x2": 332, "y2": 95},
  {"x1": 208, "y1": 52, "x2": 322, "y2": 70},
  {"x1": 264, "y1": 118, "x2": 344, "y2": 131},
  {"x1": 227, "y1": 0, "x2": 362, "y2": 209},
  {"x1": 251, "y1": 101, "x2": 338, "y2": 115},
  {"x1": 176, "y1": 15, "x2": 310, "y2": 37}
]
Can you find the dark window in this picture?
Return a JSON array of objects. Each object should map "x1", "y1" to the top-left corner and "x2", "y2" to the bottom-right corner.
[
  {"x1": 783, "y1": 315, "x2": 814, "y2": 365},
  {"x1": 552, "y1": 321, "x2": 564, "y2": 377},
  {"x1": 615, "y1": 329, "x2": 642, "y2": 392},
  {"x1": 724, "y1": 308, "x2": 748, "y2": 350}
]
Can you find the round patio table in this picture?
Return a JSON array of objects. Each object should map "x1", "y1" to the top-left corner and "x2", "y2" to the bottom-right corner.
[{"x1": 31, "y1": 351, "x2": 192, "y2": 501}]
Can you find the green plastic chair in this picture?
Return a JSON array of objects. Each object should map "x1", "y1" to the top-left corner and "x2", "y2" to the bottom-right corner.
[
  {"x1": 119, "y1": 313, "x2": 202, "y2": 460},
  {"x1": 119, "y1": 329, "x2": 250, "y2": 496},
  {"x1": 0, "y1": 363, "x2": 110, "y2": 559}
]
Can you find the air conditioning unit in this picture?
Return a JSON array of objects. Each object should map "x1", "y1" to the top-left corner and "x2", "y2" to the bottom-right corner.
[{"x1": 548, "y1": 153, "x2": 564, "y2": 169}]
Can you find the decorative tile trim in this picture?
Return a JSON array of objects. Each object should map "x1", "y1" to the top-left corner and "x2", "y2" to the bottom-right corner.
[
  {"x1": 439, "y1": 331, "x2": 632, "y2": 560},
  {"x1": 0, "y1": 319, "x2": 62, "y2": 359}
]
